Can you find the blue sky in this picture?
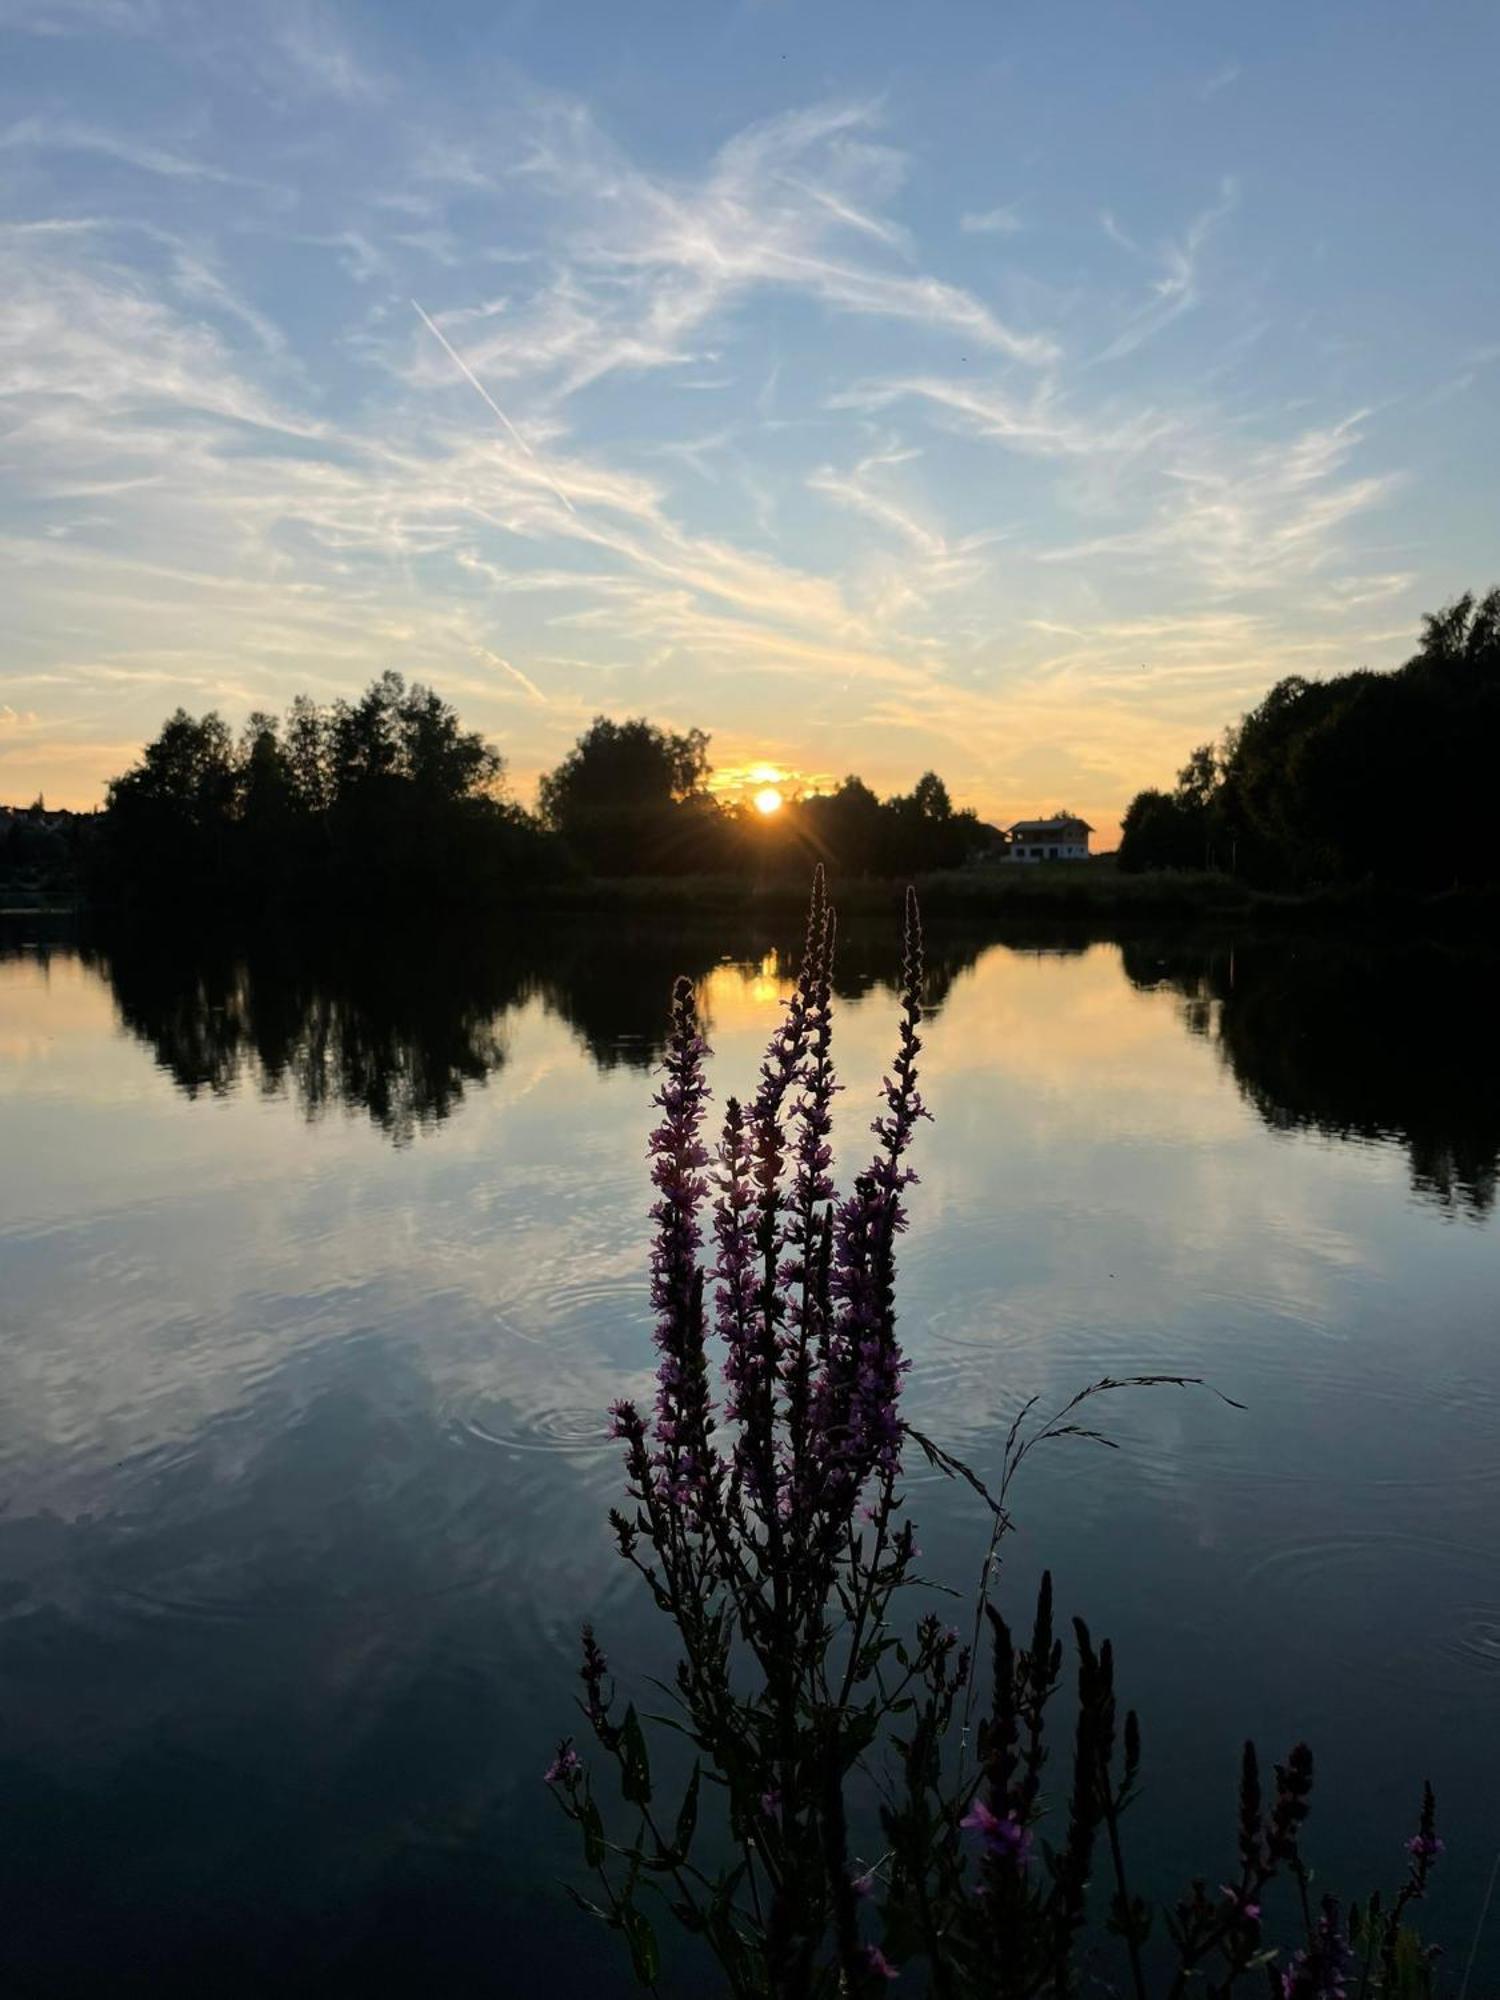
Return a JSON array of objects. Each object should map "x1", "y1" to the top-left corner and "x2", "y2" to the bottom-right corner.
[{"x1": 2, "y1": 0, "x2": 1496, "y2": 834}]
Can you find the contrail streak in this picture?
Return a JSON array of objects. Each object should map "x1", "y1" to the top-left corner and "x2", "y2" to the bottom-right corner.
[
  {"x1": 477, "y1": 645, "x2": 548, "y2": 705},
  {"x1": 411, "y1": 297, "x2": 576, "y2": 516}
]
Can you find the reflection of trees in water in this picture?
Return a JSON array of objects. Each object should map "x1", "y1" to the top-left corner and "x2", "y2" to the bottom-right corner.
[
  {"x1": 50, "y1": 917, "x2": 1498, "y2": 1207},
  {"x1": 536, "y1": 920, "x2": 993, "y2": 1071},
  {"x1": 83, "y1": 916, "x2": 1000, "y2": 1142},
  {"x1": 1123, "y1": 937, "x2": 1500, "y2": 1215},
  {"x1": 89, "y1": 931, "x2": 524, "y2": 1145}
]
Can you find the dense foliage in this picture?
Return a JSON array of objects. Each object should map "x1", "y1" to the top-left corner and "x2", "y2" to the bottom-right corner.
[
  {"x1": 93, "y1": 672, "x2": 556, "y2": 911},
  {"x1": 0, "y1": 799, "x2": 95, "y2": 903},
  {"x1": 766, "y1": 772, "x2": 987, "y2": 880},
  {"x1": 82, "y1": 694, "x2": 992, "y2": 906},
  {"x1": 538, "y1": 716, "x2": 716, "y2": 876},
  {"x1": 1119, "y1": 591, "x2": 1500, "y2": 890},
  {"x1": 552, "y1": 877, "x2": 1446, "y2": 1996},
  {"x1": 535, "y1": 716, "x2": 989, "y2": 879}
]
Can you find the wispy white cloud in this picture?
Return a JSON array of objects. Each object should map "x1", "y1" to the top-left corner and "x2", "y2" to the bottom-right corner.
[
  {"x1": 414, "y1": 96, "x2": 1059, "y2": 409},
  {"x1": 1198, "y1": 64, "x2": 1242, "y2": 99},
  {"x1": 0, "y1": 53, "x2": 1428, "y2": 839},
  {"x1": 269, "y1": 6, "x2": 387, "y2": 103},
  {"x1": 1095, "y1": 179, "x2": 1238, "y2": 364},
  {"x1": 0, "y1": 236, "x2": 320, "y2": 436},
  {"x1": 832, "y1": 374, "x2": 1177, "y2": 462},
  {"x1": 0, "y1": 0, "x2": 160, "y2": 35},
  {"x1": 168, "y1": 248, "x2": 286, "y2": 355},
  {"x1": 0, "y1": 114, "x2": 276, "y2": 191},
  {"x1": 1035, "y1": 410, "x2": 1396, "y2": 593},
  {"x1": 960, "y1": 204, "x2": 1023, "y2": 236}
]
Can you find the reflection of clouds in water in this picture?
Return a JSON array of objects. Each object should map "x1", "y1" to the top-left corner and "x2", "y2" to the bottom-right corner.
[{"x1": 2, "y1": 926, "x2": 1500, "y2": 1986}]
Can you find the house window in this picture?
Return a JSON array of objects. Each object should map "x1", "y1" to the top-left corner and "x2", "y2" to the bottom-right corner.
[{"x1": 1048, "y1": 847, "x2": 1058, "y2": 859}]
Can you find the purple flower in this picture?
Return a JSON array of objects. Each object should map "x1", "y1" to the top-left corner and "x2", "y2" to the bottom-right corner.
[
  {"x1": 961, "y1": 1796, "x2": 1033, "y2": 1867},
  {"x1": 760, "y1": 1787, "x2": 781, "y2": 1819},
  {"x1": 1405, "y1": 1830, "x2": 1445, "y2": 1861},
  {"x1": 1220, "y1": 1884, "x2": 1262, "y2": 1924},
  {"x1": 861, "y1": 1944, "x2": 899, "y2": 1981},
  {"x1": 544, "y1": 1743, "x2": 582, "y2": 1787},
  {"x1": 1280, "y1": 1896, "x2": 1351, "y2": 1999}
]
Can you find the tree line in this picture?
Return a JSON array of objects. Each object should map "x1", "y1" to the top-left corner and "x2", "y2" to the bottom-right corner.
[
  {"x1": 1119, "y1": 590, "x2": 1500, "y2": 890},
  {"x1": 34, "y1": 588, "x2": 1497, "y2": 910},
  {"x1": 91, "y1": 672, "x2": 558, "y2": 909},
  {"x1": 83, "y1": 676, "x2": 992, "y2": 910}
]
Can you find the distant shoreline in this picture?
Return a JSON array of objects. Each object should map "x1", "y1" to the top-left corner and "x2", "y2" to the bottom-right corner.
[
  {"x1": 8, "y1": 866, "x2": 1497, "y2": 940},
  {"x1": 512, "y1": 865, "x2": 1500, "y2": 932}
]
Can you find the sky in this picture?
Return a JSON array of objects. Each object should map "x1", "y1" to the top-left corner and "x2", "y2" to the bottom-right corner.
[{"x1": 1, "y1": 0, "x2": 1496, "y2": 839}]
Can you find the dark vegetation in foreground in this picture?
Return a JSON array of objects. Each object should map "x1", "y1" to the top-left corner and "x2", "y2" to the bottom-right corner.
[{"x1": 548, "y1": 876, "x2": 1454, "y2": 1994}]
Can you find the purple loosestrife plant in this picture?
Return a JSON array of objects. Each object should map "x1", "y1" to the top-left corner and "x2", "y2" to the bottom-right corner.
[{"x1": 550, "y1": 874, "x2": 1447, "y2": 2000}]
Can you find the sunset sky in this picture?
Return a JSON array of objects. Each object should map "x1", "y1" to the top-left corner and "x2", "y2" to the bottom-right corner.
[{"x1": 1, "y1": 0, "x2": 1496, "y2": 839}]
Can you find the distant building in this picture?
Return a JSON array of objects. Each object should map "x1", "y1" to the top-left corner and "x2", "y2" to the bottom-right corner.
[{"x1": 1003, "y1": 813, "x2": 1093, "y2": 863}]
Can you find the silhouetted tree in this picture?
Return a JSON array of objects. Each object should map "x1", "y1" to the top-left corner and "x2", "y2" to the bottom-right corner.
[
  {"x1": 95, "y1": 675, "x2": 557, "y2": 911},
  {"x1": 797, "y1": 776, "x2": 886, "y2": 875},
  {"x1": 1119, "y1": 590, "x2": 1500, "y2": 889},
  {"x1": 537, "y1": 716, "x2": 714, "y2": 875},
  {"x1": 774, "y1": 772, "x2": 986, "y2": 878},
  {"x1": 91, "y1": 689, "x2": 997, "y2": 902},
  {"x1": 103, "y1": 708, "x2": 240, "y2": 893}
]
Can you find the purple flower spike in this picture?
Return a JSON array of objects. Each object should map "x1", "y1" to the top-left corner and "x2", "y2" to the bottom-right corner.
[
  {"x1": 806, "y1": 886, "x2": 928, "y2": 1509},
  {"x1": 645, "y1": 976, "x2": 719, "y2": 1516},
  {"x1": 712, "y1": 1095, "x2": 761, "y2": 1460},
  {"x1": 1279, "y1": 1896, "x2": 1351, "y2": 1998}
]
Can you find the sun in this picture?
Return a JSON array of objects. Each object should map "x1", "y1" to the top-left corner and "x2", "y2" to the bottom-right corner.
[{"x1": 753, "y1": 785, "x2": 784, "y2": 816}]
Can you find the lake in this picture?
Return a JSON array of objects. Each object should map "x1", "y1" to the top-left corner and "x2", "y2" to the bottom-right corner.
[{"x1": 2, "y1": 912, "x2": 1497, "y2": 1994}]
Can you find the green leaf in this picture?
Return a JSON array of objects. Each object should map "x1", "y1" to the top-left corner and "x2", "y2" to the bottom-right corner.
[
  {"x1": 621, "y1": 1903, "x2": 660, "y2": 1987},
  {"x1": 620, "y1": 1704, "x2": 653, "y2": 1808},
  {"x1": 580, "y1": 1791, "x2": 606, "y2": 1868},
  {"x1": 674, "y1": 1762, "x2": 701, "y2": 1859},
  {"x1": 565, "y1": 1885, "x2": 612, "y2": 1922}
]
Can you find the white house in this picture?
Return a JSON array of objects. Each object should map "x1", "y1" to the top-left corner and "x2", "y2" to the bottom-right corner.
[{"x1": 1003, "y1": 814, "x2": 1093, "y2": 863}]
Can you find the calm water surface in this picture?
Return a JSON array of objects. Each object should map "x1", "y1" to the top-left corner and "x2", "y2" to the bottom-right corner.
[{"x1": 2, "y1": 917, "x2": 1497, "y2": 1993}]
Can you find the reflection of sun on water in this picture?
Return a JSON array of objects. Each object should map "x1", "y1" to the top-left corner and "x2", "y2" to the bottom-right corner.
[
  {"x1": 700, "y1": 953, "x2": 789, "y2": 1025},
  {"x1": 753, "y1": 785, "x2": 784, "y2": 816},
  {"x1": 751, "y1": 950, "x2": 782, "y2": 1005}
]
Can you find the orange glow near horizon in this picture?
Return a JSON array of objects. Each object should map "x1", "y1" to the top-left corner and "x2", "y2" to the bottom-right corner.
[{"x1": 753, "y1": 785, "x2": 784, "y2": 816}]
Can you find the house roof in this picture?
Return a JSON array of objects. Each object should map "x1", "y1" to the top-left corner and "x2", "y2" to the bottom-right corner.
[{"x1": 1007, "y1": 814, "x2": 1094, "y2": 836}]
